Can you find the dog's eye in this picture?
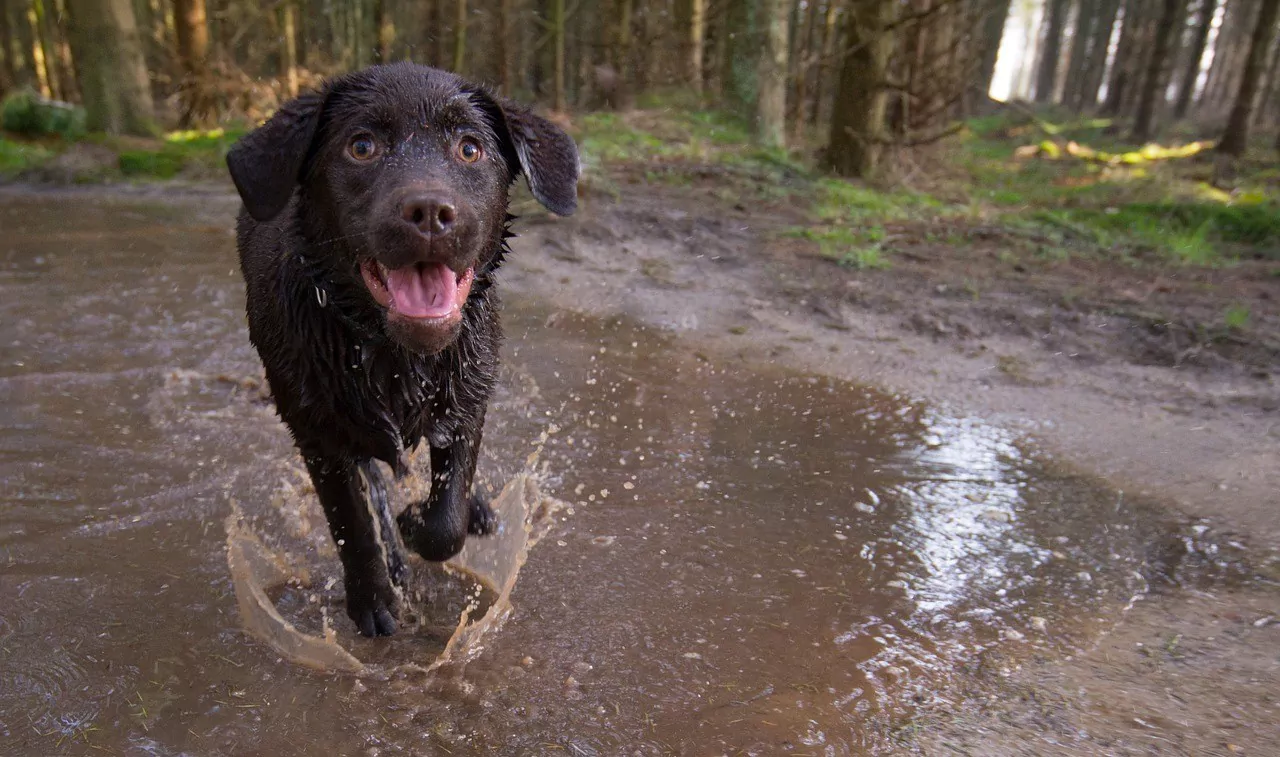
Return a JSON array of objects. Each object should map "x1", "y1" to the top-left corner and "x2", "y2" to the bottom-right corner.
[
  {"x1": 348, "y1": 135, "x2": 378, "y2": 161},
  {"x1": 457, "y1": 138, "x2": 483, "y2": 163}
]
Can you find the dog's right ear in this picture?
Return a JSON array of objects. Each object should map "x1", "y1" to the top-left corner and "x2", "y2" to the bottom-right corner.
[{"x1": 226, "y1": 93, "x2": 324, "y2": 222}]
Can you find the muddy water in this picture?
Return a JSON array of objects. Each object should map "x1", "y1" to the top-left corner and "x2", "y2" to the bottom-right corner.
[{"x1": 0, "y1": 190, "x2": 1222, "y2": 755}]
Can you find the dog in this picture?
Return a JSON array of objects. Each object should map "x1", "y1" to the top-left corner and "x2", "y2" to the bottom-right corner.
[{"x1": 226, "y1": 63, "x2": 579, "y2": 637}]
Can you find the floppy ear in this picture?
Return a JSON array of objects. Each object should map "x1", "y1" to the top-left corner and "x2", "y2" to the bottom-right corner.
[
  {"x1": 477, "y1": 93, "x2": 580, "y2": 216},
  {"x1": 226, "y1": 93, "x2": 325, "y2": 222}
]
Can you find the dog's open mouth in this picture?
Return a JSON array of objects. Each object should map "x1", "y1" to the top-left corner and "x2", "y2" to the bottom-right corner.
[{"x1": 360, "y1": 260, "x2": 475, "y2": 322}]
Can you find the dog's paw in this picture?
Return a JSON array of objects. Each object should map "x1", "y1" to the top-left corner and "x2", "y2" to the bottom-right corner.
[
  {"x1": 345, "y1": 579, "x2": 401, "y2": 637},
  {"x1": 468, "y1": 494, "x2": 498, "y2": 536}
]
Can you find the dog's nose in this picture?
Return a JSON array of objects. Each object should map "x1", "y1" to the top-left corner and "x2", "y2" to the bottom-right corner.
[{"x1": 400, "y1": 195, "x2": 457, "y2": 235}]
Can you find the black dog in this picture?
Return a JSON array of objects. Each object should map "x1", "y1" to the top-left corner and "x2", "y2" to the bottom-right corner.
[{"x1": 226, "y1": 63, "x2": 579, "y2": 637}]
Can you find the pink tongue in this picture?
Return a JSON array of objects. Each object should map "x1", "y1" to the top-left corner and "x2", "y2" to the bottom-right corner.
[{"x1": 384, "y1": 263, "x2": 458, "y2": 318}]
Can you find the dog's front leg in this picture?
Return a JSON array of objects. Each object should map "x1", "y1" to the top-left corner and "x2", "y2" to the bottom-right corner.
[
  {"x1": 303, "y1": 451, "x2": 401, "y2": 637},
  {"x1": 398, "y1": 418, "x2": 497, "y2": 562}
]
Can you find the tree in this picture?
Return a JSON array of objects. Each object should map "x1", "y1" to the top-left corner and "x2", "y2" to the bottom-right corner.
[
  {"x1": 826, "y1": 0, "x2": 892, "y2": 176},
  {"x1": 1130, "y1": 0, "x2": 1182, "y2": 142},
  {"x1": 1174, "y1": 0, "x2": 1216, "y2": 118},
  {"x1": 756, "y1": 0, "x2": 789, "y2": 147},
  {"x1": 1034, "y1": 0, "x2": 1069, "y2": 102},
  {"x1": 280, "y1": 0, "x2": 299, "y2": 97},
  {"x1": 173, "y1": 0, "x2": 209, "y2": 125},
  {"x1": 453, "y1": 0, "x2": 466, "y2": 73},
  {"x1": 551, "y1": 0, "x2": 565, "y2": 110},
  {"x1": 1062, "y1": 0, "x2": 1098, "y2": 109},
  {"x1": 978, "y1": 0, "x2": 1013, "y2": 100},
  {"x1": 1078, "y1": 0, "x2": 1121, "y2": 109},
  {"x1": 65, "y1": 0, "x2": 155, "y2": 135},
  {"x1": 1218, "y1": 0, "x2": 1280, "y2": 155},
  {"x1": 0, "y1": 0, "x2": 17, "y2": 92},
  {"x1": 720, "y1": 0, "x2": 754, "y2": 113}
]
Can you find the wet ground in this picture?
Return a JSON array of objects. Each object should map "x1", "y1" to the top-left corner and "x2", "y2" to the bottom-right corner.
[{"x1": 0, "y1": 190, "x2": 1251, "y2": 755}]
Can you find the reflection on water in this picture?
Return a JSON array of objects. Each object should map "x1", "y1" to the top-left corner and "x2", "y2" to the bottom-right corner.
[{"x1": 0, "y1": 190, "x2": 1235, "y2": 754}]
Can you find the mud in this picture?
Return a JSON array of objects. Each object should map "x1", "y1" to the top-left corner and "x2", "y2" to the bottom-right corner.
[{"x1": 0, "y1": 186, "x2": 1275, "y2": 755}]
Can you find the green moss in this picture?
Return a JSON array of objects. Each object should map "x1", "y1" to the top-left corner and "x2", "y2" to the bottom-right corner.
[
  {"x1": 1, "y1": 89, "x2": 85, "y2": 138},
  {"x1": 0, "y1": 136, "x2": 54, "y2": 175}
]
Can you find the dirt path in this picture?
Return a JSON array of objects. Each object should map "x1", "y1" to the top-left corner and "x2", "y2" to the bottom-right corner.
[{"x1": 502, "y1": 184, "x2": 1280, "y2": 755}]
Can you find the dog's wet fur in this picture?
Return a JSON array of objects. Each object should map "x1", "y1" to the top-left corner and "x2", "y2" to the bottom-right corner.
[{"x1": 227, "y1": 63, "x2": 579, "y2": 636}]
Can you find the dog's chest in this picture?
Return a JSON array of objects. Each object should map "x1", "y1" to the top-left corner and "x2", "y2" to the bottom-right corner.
[{"x1": 350, "y1": 343, "x2": 455, "y2": 447}]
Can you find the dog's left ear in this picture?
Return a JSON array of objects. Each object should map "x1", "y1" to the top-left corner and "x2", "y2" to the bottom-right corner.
[
  {"x1": 474, "y1": 91, "x2": 580, "y2": 216},
  {"x1": 226, "y1": 92, "x2": 325, "y2": 222}
]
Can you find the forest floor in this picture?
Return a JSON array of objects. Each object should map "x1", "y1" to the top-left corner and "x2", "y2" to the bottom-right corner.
[{"x1": 4, "y1": 105, "x2": 1280, "y2": 754}]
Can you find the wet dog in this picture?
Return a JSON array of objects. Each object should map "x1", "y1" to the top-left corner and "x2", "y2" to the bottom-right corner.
[{"x1": 226, "y1": 63, "x2": 579, "y2": 636}]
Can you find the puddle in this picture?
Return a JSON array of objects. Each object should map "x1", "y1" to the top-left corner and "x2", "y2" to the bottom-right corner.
[{"x1": 0, "y1": 190, "x2": 1252, "y2": 754}]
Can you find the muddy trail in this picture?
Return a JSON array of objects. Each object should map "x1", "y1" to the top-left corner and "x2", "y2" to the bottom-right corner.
[{"x1": 0, "y1": 189, "x2": 1268, "y2": 755}]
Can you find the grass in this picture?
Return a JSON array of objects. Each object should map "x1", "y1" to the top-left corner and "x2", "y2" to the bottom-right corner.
[
  {"x1": 576, "y1": 104, "x2": 1279, "y2": 270},
  {"x1": 0, "y1": 125, "x2": 245, "y2": 181},
  {"x1": 0, "y1": 137, "x2": 53, "y2": 174}
]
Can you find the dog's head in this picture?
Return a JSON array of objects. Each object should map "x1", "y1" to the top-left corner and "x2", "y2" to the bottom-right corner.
[{"x1": 227, "y1": 63, "x2": 579, "y2": 353}]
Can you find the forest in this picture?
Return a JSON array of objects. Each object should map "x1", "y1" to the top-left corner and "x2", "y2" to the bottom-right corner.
[
  {"x1": 1, "y1": 0, "x2": 1279, "y2": 314},
  {"x1": 1, "y1": 0, "x2": 1278, "y2": 172}
]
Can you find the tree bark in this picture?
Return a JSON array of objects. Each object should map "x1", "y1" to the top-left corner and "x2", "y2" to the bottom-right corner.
[
  {"x1": 281, "y1": 0, "x2": 298, "y2": 96},
  {"x1": 809, "y1": 0, "x2": 840, "y2": 125},
  {"x1": 1218, "y1": 0, "x2": 1280, "y2": 155},
  {"x1": 65, "y1": 0, "x2": 155, "y2": 135},
  {"x1": 1173, "y1": 0, "x2": 1215, "y2": 118},
  {"x1": 1062, "y1": 0, "x2": 1098, "y2": 109},
  {"x1": 1130, "y1": 0, "x2": 1181, "y2": 141},
  {"x1": 453, "y1": 0, "x2": 465, "y2": 72},
  {"x1": 756, "y1": 0, "x2": 789, "y2": 147},
  {"x1": 498, "y1": 0, "x2": 513, "y2": 94},
  {"x1": 173, "y1": 0, "x2": 207, "y2": 74},
  {"x1": 1034, "y1": 0, "x2": 1069, "y2": 102},
  {"x1": 825, "y1": 0, "x2": 892, "y2": 177},
  {"x1": 720, "y1": 0, "x2": 754, "y2": 113},
  {"x1": 1078, "y1": 0, "x2": 1120, "y2": 109},
  {"x1": 0, "y1": 0, "x2": 18, "y2": 92},
  {"x1": 373, "y1": 0, "x2": 393, "y2": 62},
  {"x1": 551, "y1": 0, "x2": 564, "y2": 110},
  {"x1": 680, "y1": 0, "x2": 705, "y2": 93},
  {"x1": 978, "y1": 0, "x2": 1013, "y2": 100},
  {"x1": 1101, "y1": 0, "x2": 1143, "y2": 115}
]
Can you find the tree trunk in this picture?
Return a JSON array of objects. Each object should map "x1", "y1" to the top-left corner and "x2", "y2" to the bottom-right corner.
[
  {"x1": 373, "y1": 0, "x2": 393, "y2": 62},
  {"x1": 281, "y1": 0, "x2": 298, "y2": 96},
  {"x1": 65, "y1": 0, "x2": 155, "y2": 135},
  {"x1": 1062, "y1": 0, "x2": 1098, "y2": 109},
  {"x1": 0, "y1": 0, "x2": 18, "y2": 92},
  {"x1": 1173, "y1": 0, "x2": 1215, "y2": 118},
  {"x1": 1218, "y1": 0, "x2": 1280, "y2": 155},
  {"x1": 825, "y1": 0, "x2": 892, "y2": 177},
  {"x1": 1079, "y1": 0, "x2": 1120, "y2": 108},
  {"x1": 720, "y1": 0, "x2": 753, "y2": 113},
  {"x1": 809, "y1": 0, "x2": 840, "y2": 125},
  {"x1": 173, "y1": 0, "x2": 207, "y2": 73},
  {"x1": 680, "y1": 0, "x2": 704, "y2": 93},
  {"x1": 1034, "y1": 0, "x2": 1069, "y2": 102},
  {"x1": 452, "y1": 0, "x2": 465, "y2": 72},
  {"x1": 791, "y1": 0, "x2": 820, "y2": 138},
  {"x1": 1201, "y1": 0, "x2": 1255, "y2": 113},
  {"x1": 1254, "y1": 23, "x2": 1280, "y2": 125},
  {"x1": 1130, "y1": 0, "x2": 1181, "y2": 141},
  {"x1": 978, "y1": 0, "x2": 1013, "y2": 99},
  {"x1": 614, "y1": 0, "x2": 632, "y2": 106},
  {"x1": 756, "y1": 0, "x2": 789, "y2": 147},
  {"x1": 551, "y1": 0, "x2": 564, "y2": 110},
  {"x1": 498, "y1": 0, "x2": 513, "y2": 94},
  {"x1": 1101, "y1": 0, "x2": 1142, "y2": 115},
  {"x1": 31, "y1": 0, "x2": 60, "y2": 98}
]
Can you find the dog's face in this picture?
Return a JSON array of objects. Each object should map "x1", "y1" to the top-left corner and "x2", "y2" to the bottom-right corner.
[{"x1": 227, "y1": 63, "x2": 579, "y2": 353}]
